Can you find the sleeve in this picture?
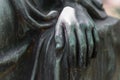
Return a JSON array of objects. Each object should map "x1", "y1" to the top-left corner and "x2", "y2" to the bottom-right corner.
[
  {"x1": 10, "y1": 0, "x2": 58, "y2": 30},
  {"x1": 79, "y1": 0, "x2": 107, "y2": 19}
]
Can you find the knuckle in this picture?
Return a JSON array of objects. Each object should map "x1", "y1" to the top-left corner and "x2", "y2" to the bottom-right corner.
[
  {"x1": 86, "y1": 22, "x2": 94, "y2": 29},
  {"x1": 86, "y1": 25, "x2": 93, "y2": 30},
  {"x1": 79, "y1": 23, "x2": 87, "y2": 30},
  {"x1": 79, "y1": 22, "x2": 86, "y2": 27},
  {"x1": 79, "y1": 22, "x2": 94, "y2": 30}
]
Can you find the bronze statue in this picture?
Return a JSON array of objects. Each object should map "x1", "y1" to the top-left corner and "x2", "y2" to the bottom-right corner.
[{"x1": 0, "y1": 0, "x2": 119, "y2": 80}]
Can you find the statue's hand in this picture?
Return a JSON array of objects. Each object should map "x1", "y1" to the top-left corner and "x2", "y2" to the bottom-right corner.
[
  {"x1": 55, "y1": 6, "x2": 81, "y2": 68},
  {"x1": 55, "y1": 5, "x2": 99, "y2": 69},
  {"x1": 75, "y1": 4, "x2": 100, "y2": 68}
]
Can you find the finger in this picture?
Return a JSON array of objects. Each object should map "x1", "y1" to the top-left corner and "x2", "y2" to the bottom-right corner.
[
  {"x1": 66, "y1": 24, "x2": 77, "y2": 68},
  {"x1": 92, "y1": 28, "x2": 100, "y2": 58},
  {"x1": 86, "y1": 27, "x2": 94, "y2": 65},
  {"x1": 55, "y1": 22, "x2": 64, "y2": 50},
  {"x1": 75, "y1": 24, "x2": 87, "y2": 68}
]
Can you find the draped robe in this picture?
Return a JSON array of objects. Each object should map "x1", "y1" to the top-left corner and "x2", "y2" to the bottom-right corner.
[{"x1": 0, "y1": 0, "x2": 120, "y2": 80}]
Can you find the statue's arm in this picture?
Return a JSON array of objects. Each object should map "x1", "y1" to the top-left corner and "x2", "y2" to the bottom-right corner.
[{"x1": 10, "y1": 0, "x2": 58, "y2": 29}]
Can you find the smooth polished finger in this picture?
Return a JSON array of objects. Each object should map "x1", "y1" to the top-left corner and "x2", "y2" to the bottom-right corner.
[
  {"x1": 92, "y1": 28, "x2": 100, "y2": 58},
  {"x1": 86, "y1": 28, "x2": 94, "y2": 65},
  {"x1": 66, "y1": 24, "x2": 77, "y2": 68},
  {"x1": 55, "y1": 22, "x2": 64, "y2": 50},
  {"x1": 76, "y1": 24, "x2": 87, "y2": 68}
]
